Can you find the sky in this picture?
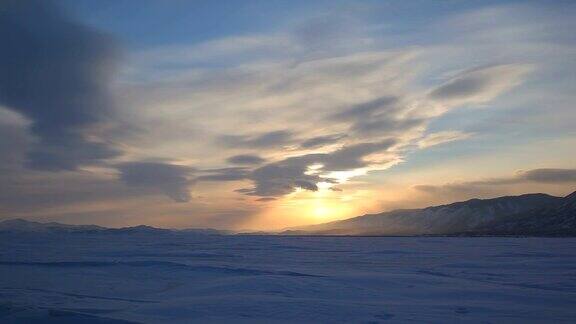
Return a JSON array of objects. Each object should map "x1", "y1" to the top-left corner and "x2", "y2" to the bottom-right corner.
[{"x1": 0, "y1": 0, "x2": 575, "y2": 230}]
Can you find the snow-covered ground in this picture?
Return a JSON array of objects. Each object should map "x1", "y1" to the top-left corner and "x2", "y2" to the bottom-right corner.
[{"x1": 1, "y1": 233, "x2": 575, "y2": 323}]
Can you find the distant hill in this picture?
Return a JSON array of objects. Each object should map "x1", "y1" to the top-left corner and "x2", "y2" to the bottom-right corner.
[
  {"x1": 0, "y1": 219, "x2": 227, "y2": 235},
  {"x1": 0, "y1": 218, "x2": 107, "y2": 233},
  {"x1": 285, "y1": 192, "x2": 575, "y2": 236}
]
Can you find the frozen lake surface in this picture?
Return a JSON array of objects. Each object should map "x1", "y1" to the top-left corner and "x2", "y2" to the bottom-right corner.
[{"x1": 1, "y1": 233, "x2": 576, "y2": 323}]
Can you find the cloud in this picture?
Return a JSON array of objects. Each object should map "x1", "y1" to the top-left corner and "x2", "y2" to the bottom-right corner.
[
  {"x1": 328, "y1": 96, "x2": 425, "y2": 136},
  {"x1": 219, "y1": 130, "x2": 294, "y2": 148},
  {"x1": 247, "y1": 157, "x2": 327, "y2": 197},
  {"x1": 472, "y1": 168, "x2": 576, "y2": 185},
  {"x1": 417, "y1": 131, "x2": 473, "y2": 148},
  {"x1": 0, "y1": 0, "x2": 121, "y2": 171},
  {"x1": 300, "y1": 134, "x2": 346, "y2": 149},
  {"x1": 234, "y1": 188, "x2": 254, "y2": 194},
  {"x1": 3, "y1": 1, "x2": 569, "y2": 228},
  {"x1": 256, "y1": 197, "x2": 276, "y2": 202},
  {"x1": 429, "y1": 64, "x2": 532, "y2": 107},
  {"x1": 226, "y1": 154, "x2": 266, "y2": 165},
  {"x1": 415, "y1": 168, "x2": 576, "y2": 195},
  {"x1": 244, "y1": 139, "x2": 396, "y2": 197},
  {"x1": 197, "y1": 167, "x2": 250, "y2": 182},
  {"x1": 520, "y1": 168, "x2": 576, "y2": 183},
  {"x1": 117, "y1": 162, "x2": 194, "y2": 202},
  {"x1": 0, "y1": 109, "x2": 31, "y2": 168},
  {"x1": 351, "y1": 116, "x2": 425, "y2": 136},
  {"x1": 330, "y1": 97, "x2": 398, "y2": 122},
  {"x1": 320, "y1": 139, "x2": 397, "y2": 171},
  {"x1": 26, "y1": 138, "x2": 119, "y2": 171}
]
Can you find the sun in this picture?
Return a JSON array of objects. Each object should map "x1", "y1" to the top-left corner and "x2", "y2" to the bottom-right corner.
[
  {"x1": 308, "y1": 197, "x2": 346, "y2": 221},
  {"x1": 252, "y1": 186, "x2": 374, "y2": 229},
  {"x1": 312, "y1": 205, "x2": 330, "y2": 219}
]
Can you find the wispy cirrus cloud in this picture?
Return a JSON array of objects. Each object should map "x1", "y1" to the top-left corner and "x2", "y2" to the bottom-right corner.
[
  {"x1": 429, "y1": 64, "x2": 533, "y2": 108},
  {"x1": 417, "y1": 131, "x2": 473, "y2": 149}
]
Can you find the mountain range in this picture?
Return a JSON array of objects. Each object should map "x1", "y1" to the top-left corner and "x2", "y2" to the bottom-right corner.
[
  {"x1": 283, "y1": 191, "x2": 576, "y2": 236},
  {"x1": 0, "y1": 218, "x2": 228, "y2": 235},
  {"x1": 1, "y1": 190, "x2": 575, "y2": 236}
]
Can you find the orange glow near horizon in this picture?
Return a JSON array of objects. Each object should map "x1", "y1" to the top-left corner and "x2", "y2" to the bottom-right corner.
[{"x1": 238, "y1": 186, "x2": 383, "y2": 230}]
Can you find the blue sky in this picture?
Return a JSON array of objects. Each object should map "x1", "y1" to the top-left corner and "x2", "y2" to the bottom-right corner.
[{"x1": 0, "y1": 0, "x2": 575, "y2": 229}]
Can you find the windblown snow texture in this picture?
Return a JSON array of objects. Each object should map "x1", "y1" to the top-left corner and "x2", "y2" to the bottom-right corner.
[{"x1": 1, "y1": 232, "x2": 576, "y2": 323}]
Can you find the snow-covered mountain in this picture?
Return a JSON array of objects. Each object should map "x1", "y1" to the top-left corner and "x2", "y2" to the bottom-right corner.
[
  {"x1": 286, "y1": 193, "x2": 569, "y2": 236},
  {"x1": 470, "y1": 191, "x2": 576, "y2": 236}
]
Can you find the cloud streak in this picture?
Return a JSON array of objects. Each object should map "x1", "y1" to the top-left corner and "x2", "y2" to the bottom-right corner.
[
  {"x1": 415, "y1": 168, "x2": 576, "y2": 195},
  {"x1": 226, "y1": 154, "x2": 266, "y2": 165},
  {"x1": 417, "y1": 131, "x2": 473, "y2": 148},
  {"x1": 429, "y1": 64, "x2": 533, "y2": 108},
  {"x1": 300, "y1": 134, "x2": 346, "y2": 149}
]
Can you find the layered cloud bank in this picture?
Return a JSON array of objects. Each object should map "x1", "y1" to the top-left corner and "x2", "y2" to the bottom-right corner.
[{"x1": 0, "y1": 1, "x2": 575, "y2": 228}]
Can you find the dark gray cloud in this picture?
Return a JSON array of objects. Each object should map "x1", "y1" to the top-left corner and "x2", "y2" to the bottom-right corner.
[
  {"x1": 428, "y1": 64, "x2": 530, "y2": 105},
  {"x1": 429, "y1": 73, "x2": 489, "y2": 101},
  {"x1": 247, "y1": 160, "x2": 326, "y2": 197},
  {"x1": 0, "y1": 0, "x2": 121, "y2": 171},
  {"x1": 219, "y1": 130, "x2": 293, "y2": 148},
  {"x1": 328, "y1": 96, "x2": 424, "y2": 136},
  {"x1": 244, "y1": 139, "x2": 396, "y2": 197},
  {"x1": 227, "y1": 154, "x2": 266, "y2": 165},
  {"x1": 300, "y1": 134, "x2": 346, "y2": 149},
  {"x1": 117, "y1": 162, "x2": 194, "y2": 202},
  {"x1": 521, "y1": 168, "x2": 576, "y2": 183},
  {"x1": 330, "y1": 97, "x2": 398, "y2": 122},
  {"x1": 320, "y1": 139, "x2": 397, "y2": 171},
  {"x1": 462, "y1": 168, "x2": 576, "y2": 186},
  {"x1": 27, "y1": 137, "x2": 119, "y2": 171}
]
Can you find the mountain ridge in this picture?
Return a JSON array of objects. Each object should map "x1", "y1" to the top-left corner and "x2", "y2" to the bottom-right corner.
[
  {"x1": 0, "y1": 218, "x2": 228, "y2": 235},
  {"x1": 2, "y1": 191, "x2": 575, "y2": 236},
  {"x1": 284, "y1": 191, "x2": 575, "y2": 236}
]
